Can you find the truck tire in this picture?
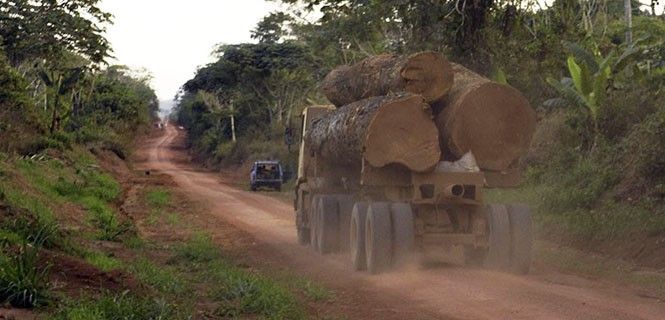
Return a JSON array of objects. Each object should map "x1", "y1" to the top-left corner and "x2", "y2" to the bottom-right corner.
[
  {"x1": 250, "y1": 184, "x2": 257, "y2": 191},
  {"x1": 350, "y1": 202, "x2": 369, "y2": 271},
  {"x1": 317, "y1": 195, "x2": 340, "y2": 254},
  {"x1": 296, "y1": 209, "x2": 310, "y2": 246},
  {"x1": 335, "y1": 195, "x2": 354, "y2": 253},
  {"x1": 366, "y1": 202, "x2": 392, "y2": 274},
  {"x1": 483, "y1": 204, "x2": 511, "y2": 271},
  {"x1": 391, "y1": 203, "x2": 415, "y2": 268},
  {"x1": 309, "y1": 195, "x2": 321, "y2": 252},
  {"x1": 507, "y1": 204, "x2": 532, "y2": 274}
]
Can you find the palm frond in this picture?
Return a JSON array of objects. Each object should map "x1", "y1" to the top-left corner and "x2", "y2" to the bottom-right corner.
[
  {"x1": 542, "y1": 98, "x2": 569, "y2": 108},
  {"x1": 563, "y1": 41, "x2": 599, "y2": 73},
  {"x1": 546, "y1": 77, "x2": 586, "y2": 108}
]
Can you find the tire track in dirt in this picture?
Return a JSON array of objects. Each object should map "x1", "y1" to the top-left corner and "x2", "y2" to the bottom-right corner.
[{"x1": 138, "y1": 126, "x2": 665, "y2": 320}]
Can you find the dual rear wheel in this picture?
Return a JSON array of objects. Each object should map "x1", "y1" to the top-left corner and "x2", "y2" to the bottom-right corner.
[
  {"x1": 351, "y1": 202, "x2": 415, "y2": 274},
  {"x1": 300, "y1": 194, "x2": 532, "y2": 275}
]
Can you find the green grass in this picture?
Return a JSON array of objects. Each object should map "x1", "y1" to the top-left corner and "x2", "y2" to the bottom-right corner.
[
  {"x1": 0, "y1": 184, "x2": 60, "y2": 248},
  {"x1": 172, "y1": 232, "x2": 220, "y2": 264},
  {"x1": 52, "y1": 292, "x2": 179, "y2": 320},
  {"x1": 168, "y1": 232, "x2": 305, "y2": 319},
  {"x1": 486, "y1": 182, "x2": 665, "y2": 242},
  {"x1": 84, "y1": 252, "x2": 122, "y2": 272},
  {"x1": 165, "y1": 213, "x2": 181, "y2": 226},
  {"x1": 80, "y1": 196, "x2": 130, "y2": 241},
  {"x1": 0, "y1": 245, "x2": 50, "y2": 308},
  {"x1": 129, "y1": 258, "x2": 188, "y2": 296},
  {"x1": 7, "y1": 155, "x2": 126, "y2": 243},
  {"x1": 143, "y1": 188, "x2": 176, "y2": 227},
  {"x1": 209, "y1": 264, "x2": 305, "y2": 319},
  {"x1": 294, "y1": 278, "x2": 332, "y2": 302},
  {"x1": 146, "y1": 188, "x2": 170, "y2": 208},
  {"x1": 123, "y1": 235, "x2": 147, "y2": 250},
  {"x1": 535, "y1": 241, "x2": 665, "y2": 298}
]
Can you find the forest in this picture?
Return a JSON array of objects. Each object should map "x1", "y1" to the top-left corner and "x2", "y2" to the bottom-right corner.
[{"x1": 175, "y1": 0, "x2": 665, "y2": 264}]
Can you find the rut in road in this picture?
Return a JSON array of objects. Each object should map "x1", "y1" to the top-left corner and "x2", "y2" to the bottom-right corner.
[{"x1": 139, "y1": 125, "x2": 665, "y2": 320}]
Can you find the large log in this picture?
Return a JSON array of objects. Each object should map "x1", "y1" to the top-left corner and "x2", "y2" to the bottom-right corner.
[
  {"x1": 435, "y1": 63, "x2": 537, "y2": 171},
  {"x1": 322, "y1": 52, "x2": 454, "y2": 107},
  {"x1": 306, "y1": 94, "x2": 441, "y2": 172}
]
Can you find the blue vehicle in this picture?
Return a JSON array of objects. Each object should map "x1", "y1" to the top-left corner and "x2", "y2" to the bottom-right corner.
[{"x1": 250, "y1": 160, "x2": 283, "y2": 191}]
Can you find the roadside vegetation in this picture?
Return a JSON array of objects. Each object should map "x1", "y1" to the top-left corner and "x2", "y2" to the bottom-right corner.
[
  {"x1": 0, "y1": 0, "x2": 327, "y2": 310},
  {"x1": 174, "y1": 1, "x2": 665, "y2": 268}
]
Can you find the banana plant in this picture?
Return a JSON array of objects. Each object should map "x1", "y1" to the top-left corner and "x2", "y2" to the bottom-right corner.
[
  {"x1": 38, "y1": 66, "x2": 85, "y2": 133},
  {"x1": 544, "y1": 41, "x2": 640, "y2": 140}
]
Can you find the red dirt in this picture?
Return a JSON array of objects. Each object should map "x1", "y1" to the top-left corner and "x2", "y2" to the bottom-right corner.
[
  {"x1": 133, "y1": 125, "x2": 665, "y2": 320},
  {"x1": 40, "y1": 250, "x2": 140, "y2": 298}
]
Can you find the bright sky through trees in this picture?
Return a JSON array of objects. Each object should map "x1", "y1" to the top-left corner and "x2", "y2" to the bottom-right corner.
[
  {"x1": 101, "y1": 0, "x2": 661, "y2": 111},
  {"x1": 100, "y1": 0, "x2": 279, "y2": 107}
]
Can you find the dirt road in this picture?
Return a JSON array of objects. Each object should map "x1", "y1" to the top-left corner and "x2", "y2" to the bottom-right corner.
[{"x1": 140, "y1": 125, "x2": 665, "y2": 320}]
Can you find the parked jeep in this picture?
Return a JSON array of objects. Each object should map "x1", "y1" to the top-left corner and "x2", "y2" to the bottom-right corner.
[{"x1": 250, "y1": 160, "x2": 283, "y2": 191}]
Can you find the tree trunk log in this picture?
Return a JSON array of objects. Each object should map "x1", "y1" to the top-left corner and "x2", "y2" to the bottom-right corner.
[
  {"x1": 434, "y1": 63, "x2": 536, "y2": 171},
  {"x1": 306, "y1": 93, "x2": 441, "y2": 172},
  {"x1": 322, "y1": 52, "x2": 454, "y2": 107}
]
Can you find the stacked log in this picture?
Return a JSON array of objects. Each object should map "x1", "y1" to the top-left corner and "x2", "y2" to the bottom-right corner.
[
  {"x1": 305, "y1": 94, "x2": 441, "y2": 173},
  {"x1": 435, "y1": 63, "x2": 536, "y2": 171},
  {"x1": 313, "y1": 52, "x2": 536, "y2": 173},
  {"x1": 322, "y1": 52, "x2": 454, "y2": 107}
]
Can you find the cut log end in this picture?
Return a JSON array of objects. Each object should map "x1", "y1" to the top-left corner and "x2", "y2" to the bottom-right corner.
[
  {"x1": 364, "y1": 95, "x2": 441, "y2": 172},
  {"x1": 440, "y1": 82, "x2": 536, "y2": 171},
  {"x1": 401, "y1": 52, "x2": 454, "y2": 104}
]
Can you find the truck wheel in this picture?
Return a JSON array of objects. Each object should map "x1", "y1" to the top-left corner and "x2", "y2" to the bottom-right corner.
[
  {"x1": 483, "y1": 204, "x2": 511, "y2": 271},
  {"x1": 297, "y1": 226, "x2": 310, "y2": 246},
  {"x1": 317, "y1": 195, "x2": 340, "y2": 254},
  {"x1": 507, "y1": 204, "x2": 532, "y2": 274},
  {"x1": 296, "y1": 209, "x2": 310, "y2": 246},
  {"x1": 391, "y1": 203, "x2": 415, "y2": 268},
  {"x1": 350, "y1": 202, "x2": 368, "y2": 271},
  {"x1": 335, "y1": 195, "x2": 354, "y2": 254},
  {"x1": 250, "y1": 184, "x2": 257, "y2": 191},
  {"x1": 366, "y1": 202, "x2": 392, "y2": 274},
  {"x1": 276, "y1": 184, "x2": 282, "y2": 192},
  {"x1": 309, "y1": 195, "x2": 321, "y2": 252}
]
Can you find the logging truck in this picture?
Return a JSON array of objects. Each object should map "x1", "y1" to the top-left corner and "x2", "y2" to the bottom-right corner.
[
  {"x1": 294, "y1": 105, "x2": 533, "y2": 274},
  {"x1": 294, "y1": 53, "x2": 536, "y2": 274}
]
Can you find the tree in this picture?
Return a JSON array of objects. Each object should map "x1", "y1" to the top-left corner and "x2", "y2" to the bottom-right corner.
[
  {"x1": 198, "y1": 90, "x2": 237, "y2": 142},
  {"x1": 625, "y1": 0, "x2": 634, "y2": 44},
  {"x1": 0, "y1": 0, "x2": 113, "y2": 66},
  {"x1": 252, "y1": 12, "x2": 292, "y2": 44}
]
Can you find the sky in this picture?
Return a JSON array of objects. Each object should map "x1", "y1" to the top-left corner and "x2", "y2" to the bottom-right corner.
[{"x1": 100, "y1": 0, "x2": 280, "y2": 111}]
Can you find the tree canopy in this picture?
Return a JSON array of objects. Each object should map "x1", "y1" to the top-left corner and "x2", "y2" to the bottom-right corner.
[{"x1": 0, "y1": 0, "x2": 112, "y2": 66}]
